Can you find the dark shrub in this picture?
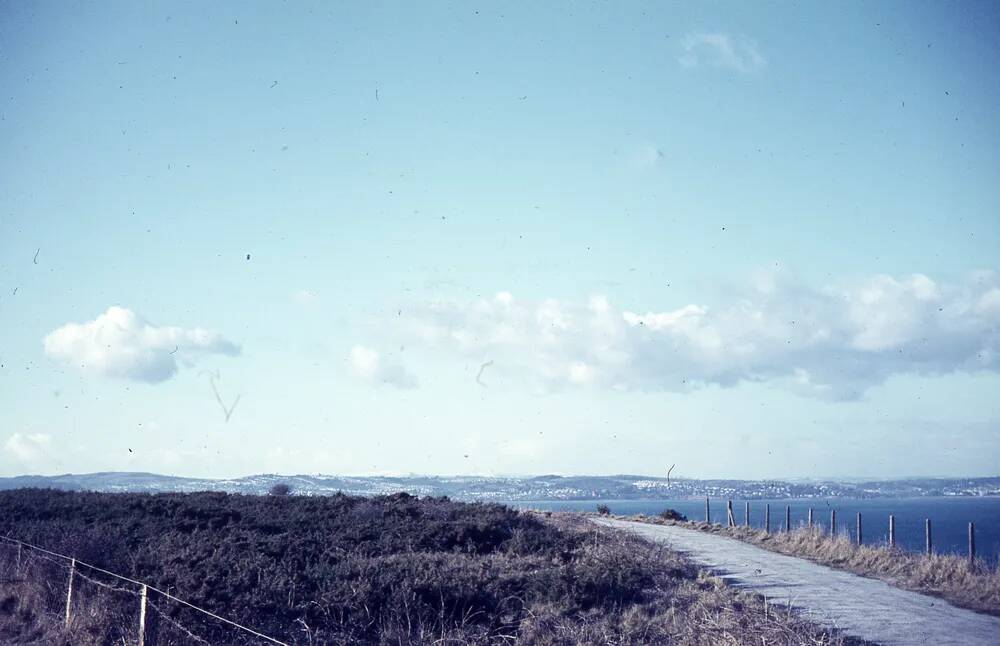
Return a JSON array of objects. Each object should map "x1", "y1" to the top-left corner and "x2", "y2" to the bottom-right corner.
[
  {"x1": 0, "y1": 490, "x2": 847, "y2": 645},
  {"x1": 268, "y1": 483, "x2": 292, "y2": 496},
  {"x1": 596, "y1": 504, "x2": 611, "y2": 515},
  {"x1": 659, "y1": 508, "x2": 687, "y2": 521},
  {"x1": 0, "y1": 489, "x2": 586, "y2": 644}
]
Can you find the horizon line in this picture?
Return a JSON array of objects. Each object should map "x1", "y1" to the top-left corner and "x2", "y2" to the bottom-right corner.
[{"x1": 2, "y1": 471, "x2": 998, "y2": 483}]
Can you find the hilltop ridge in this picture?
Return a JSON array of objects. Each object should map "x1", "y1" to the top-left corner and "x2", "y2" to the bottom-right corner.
[{"x1": 1, "y1": 472, "x2": 997, "y2": 500}]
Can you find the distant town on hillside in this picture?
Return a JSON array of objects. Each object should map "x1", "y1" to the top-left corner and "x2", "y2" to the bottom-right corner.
[{"x1": 1, "y1": 472, "x2": 998, "y2": 500}]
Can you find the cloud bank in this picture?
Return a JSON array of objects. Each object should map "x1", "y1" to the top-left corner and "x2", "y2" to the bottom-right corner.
[
  {"x1": 403, "y1": 273, "x2": 1000, "y2": 399},
  {"x1": 44, "y1": 306, "x2": 240, "y2": 383},
  {"x1": 5, "y1": 433, "x2": 51, "y2": 461}
]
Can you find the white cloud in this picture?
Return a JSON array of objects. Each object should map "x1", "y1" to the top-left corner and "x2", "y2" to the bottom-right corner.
[
  {"x1": 679, "y1": 32, "x2": 766, "y2": 73},
  {"x1": 350, "y1": 345, "x2": 380, "y2": 380},
  {"x1": 846, "y1": 274, "x2": 940, "y2": 351},
  {"x1": 568, "y1": 361, "x2": 596, "y2": 385},
  {"x1": 349, "y1": 345, "x2": 417, "y2": 389},
  {"x1": 589, "y1": 294, "x2": 610, "y2": 313},
  {"x1": 976, "y1": 288, "x2": 1000, "y2": 317},
  {"x1": 5, "y1": 433, "x2": 51, "y2": 461},
  {"x1": 399, "y1": 273, "x2": 1000, "y2": 400},
  {"x1": 44, "y1": 306, "x2": 239, "y2": 383}
]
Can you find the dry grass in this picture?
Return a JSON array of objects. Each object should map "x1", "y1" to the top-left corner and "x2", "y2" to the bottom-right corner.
[
  {"x1": 624, "y1": 513, "x2": 1000, "y2": 617},
  {"x1": 523, "y1": 513, "x2": 864, "y2": 645},
  {"x1": 0, "y1": 555, "x2": 138, "y2": 645},
  {"x1": 0, "y1": 509, "x2": 864, "y2": 645}
]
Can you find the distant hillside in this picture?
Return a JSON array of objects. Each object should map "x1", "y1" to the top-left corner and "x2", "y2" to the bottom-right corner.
[{"x1": 1, "y1": 472, "x2": 997, "y2": 500}]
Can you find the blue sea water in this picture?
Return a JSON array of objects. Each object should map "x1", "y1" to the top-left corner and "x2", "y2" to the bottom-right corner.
[{"x1": 508, "y1": 497, "x2": 1000, "y2": 561}]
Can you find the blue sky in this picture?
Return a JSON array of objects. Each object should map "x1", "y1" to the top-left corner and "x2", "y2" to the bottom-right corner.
[{"x1": 1, "y1": 1, "x2": 998, "y2": 479}]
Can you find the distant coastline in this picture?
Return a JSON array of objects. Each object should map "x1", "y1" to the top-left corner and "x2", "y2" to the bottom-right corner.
[{"x1": 1, "y1": 472, "x2": 997, "y2": 501}]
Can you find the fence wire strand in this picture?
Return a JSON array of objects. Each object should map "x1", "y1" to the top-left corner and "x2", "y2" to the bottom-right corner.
[
  {"x1": 147, "y1": 597, "x2": 214, "y2": 645},
  {"x1": 73, "y1": 567, "x2": 141, "y2": 597},
  {"x1": 0, "y1": 535, "x2": 290, "y2": 645}
]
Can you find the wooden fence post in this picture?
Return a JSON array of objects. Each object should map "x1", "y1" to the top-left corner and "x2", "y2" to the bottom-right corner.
[
  {"x1": 744, "y1": 501, "x2": 750, "y2": 527},
  {"x1": 139, "y1": 584, "x2": 148, "y2": 646},
  {"x1": 785, "y1": 506, "x2": 791, "y2": 533},
  {"x1": 925, "y1": 519, "x2": 932, "y2": 555},
  {"x1": 727, "y1": 500, "x2": 735, "y2": 527},
  {"x1": 888, "y1": 515, "x2": 895, "y2": 549},
  {"x1": 64, "y1": 558, "x2": 75, "y2": 627},
  {"x1": 831, "y1": 510, "x2": 836, "y2": 536},
  {"x1": 856, "y1": 512, "x2": 862, "y2": 545},
  {"x1": 969, "y1": 522, "x2": 976, "y2": 566},
  {"x1": 705, "y1": 497, "x2": 710, "y2": 524},
  {"x1": 765, "y1": 504, "x2": 770, "y2": 534},
  {"x1": 807, "y1": 508, "x2": 813, "y2": 529}
]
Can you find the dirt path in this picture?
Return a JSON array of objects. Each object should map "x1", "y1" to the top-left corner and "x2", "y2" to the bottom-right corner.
[{"x1": 595, "y1": 518, "x2": 1000, "y2": 646}]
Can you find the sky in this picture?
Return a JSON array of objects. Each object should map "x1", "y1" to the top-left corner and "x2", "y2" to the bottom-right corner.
[{"x1": 1, "y1": 1, "x2": 998, "y2": 480}]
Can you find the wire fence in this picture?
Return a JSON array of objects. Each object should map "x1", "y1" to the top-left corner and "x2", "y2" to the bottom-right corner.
[
  {"x1": 705, "y1": 499, "x2": 984, "y2": 563},
  {"x1": 0, "y1": 534, "x2": 290, "y2": 646}
]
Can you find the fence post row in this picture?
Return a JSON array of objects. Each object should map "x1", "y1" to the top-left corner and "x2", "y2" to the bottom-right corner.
[{"x1": 665, "y1": 504, "x2": 975, "y2": 561}]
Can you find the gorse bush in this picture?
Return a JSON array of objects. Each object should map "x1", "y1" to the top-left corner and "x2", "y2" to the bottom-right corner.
[
  {"x1": 0, "y1": 491, "x2": 851, "y2": 645},
  {"x1": 269, "y1": 483, "x2": 293, "y2": 496},
  {"x1": 659, "y1": 508, "x2": 687, "y2": 521},
  {"x1": 596, "y1": 504, "x2": 611, "y2": 515},
  {"x1": 0, "y1": 490, "x2": 569, "y2": 644}
]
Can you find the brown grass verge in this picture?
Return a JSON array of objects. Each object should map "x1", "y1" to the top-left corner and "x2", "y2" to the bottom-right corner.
[
  {"x1": 530, "y1": 513, "x2": 869, "y2": 645},
  {"x1": 619, "y1": 513, "x2": 1000, "y2": 617}
]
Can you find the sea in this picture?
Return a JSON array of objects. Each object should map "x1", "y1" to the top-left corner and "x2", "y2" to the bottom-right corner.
[{"x1": 508, "y1": 497, "x2": 1000, "y2": 561}]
